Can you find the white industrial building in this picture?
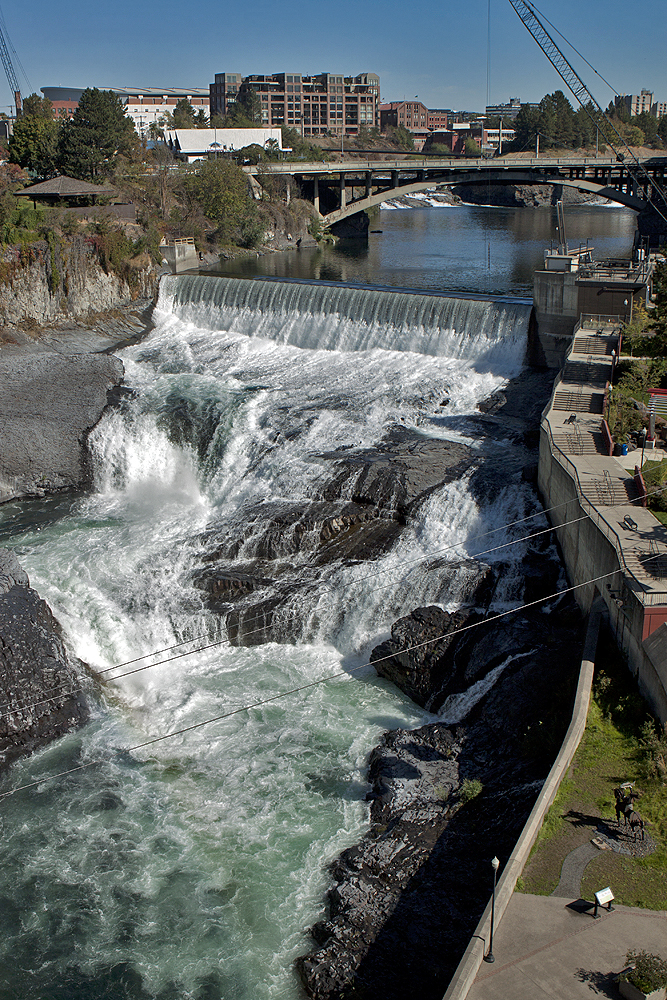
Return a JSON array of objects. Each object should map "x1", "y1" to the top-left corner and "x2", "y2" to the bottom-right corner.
[{"x1": 166, "y1": 128, "x2": 284, "y2": 162}]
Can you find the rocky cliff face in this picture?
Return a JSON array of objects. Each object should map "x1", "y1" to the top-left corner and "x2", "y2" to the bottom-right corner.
[
  {"x1": 0, "y1": 351, "x2": 124, "y2": 497},
  {"x1": 0, "y1": 237, "x2": 157, "y2": 328},
  {"x1": 0, "y1": 548, "x2": 90, "y2": 770}
]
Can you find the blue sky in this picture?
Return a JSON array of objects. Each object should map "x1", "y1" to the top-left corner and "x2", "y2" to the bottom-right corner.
[{"x1": 2, "y1": 0, "x2": 666, "y2": 116}]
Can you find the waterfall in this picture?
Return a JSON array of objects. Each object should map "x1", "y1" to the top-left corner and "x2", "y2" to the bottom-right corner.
[
  {"x1": 158, "y1": 275, "x2": 531, "y2": 371},
  {"x1": 0, "y1": 273, "x2": 538, "y2": 1000}
]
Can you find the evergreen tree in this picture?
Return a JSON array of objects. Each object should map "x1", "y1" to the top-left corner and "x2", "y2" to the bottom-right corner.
[
  {"x1": 57, "y1": 88, "x2": 137, "y2": 180},
  {"x1": 510, "y1": 103, "x2": 540, "y2": 151},
  {"x1": 172, "y1": 98, "x2": 197, "y2": 128},
  {"x1": 21, "y1": 93, "x2": 54, "y2": 119},
  {"x1": 634, "y1": 112, "x2": 658, "y2": 145},
  {"x1": 237, "y1": 89, "x2": 262, "y2": 125}
]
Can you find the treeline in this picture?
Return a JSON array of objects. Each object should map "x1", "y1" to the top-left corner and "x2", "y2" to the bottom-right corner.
[
  {"x1": 9, "y1": 90, "x2": 138, "y2": 182},
  {"x1": 506, "y1": 90, "x2": 667, "y2": 152}
]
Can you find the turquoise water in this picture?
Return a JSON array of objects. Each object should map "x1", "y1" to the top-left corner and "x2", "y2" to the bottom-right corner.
[{"x1": 0, "y1": 202, "x2": 637, "y2": 998}]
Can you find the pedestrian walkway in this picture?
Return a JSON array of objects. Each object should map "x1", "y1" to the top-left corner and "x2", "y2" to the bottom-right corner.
[
  {"x1": 467, "y1": 893, "x2": 667, "y2": 1000},
  {"x1": 551, "y1": 843, "x2": 599, "y2": 898}
]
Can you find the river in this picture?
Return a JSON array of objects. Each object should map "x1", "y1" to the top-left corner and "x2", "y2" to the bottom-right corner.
[
  {"x1": 0, "y1": 201, "x2": 636, "y2": 1000},
  {"x1": 212, "y1": 199, "x2": 637, "y2": 295}
]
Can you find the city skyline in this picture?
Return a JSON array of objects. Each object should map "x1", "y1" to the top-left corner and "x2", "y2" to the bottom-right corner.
[{"x1": 1, "y1": 0, "x2": 666, "y2": 119}]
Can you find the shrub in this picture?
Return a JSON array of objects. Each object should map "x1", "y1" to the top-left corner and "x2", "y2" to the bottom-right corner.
[
  {"x1": 459, "y1": 778, "x2": 483, "y2": 803},
  {"x1": 639, "y1": 720, "x2": 667, "y2": 783},
  {"x1": 623, "y1": 950, "x2": 667, "y2": 994}
]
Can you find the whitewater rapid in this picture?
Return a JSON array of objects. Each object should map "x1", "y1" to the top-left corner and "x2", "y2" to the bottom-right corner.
[{"x1": 0, "y1": 277, "x2": 537, "y2": 999}]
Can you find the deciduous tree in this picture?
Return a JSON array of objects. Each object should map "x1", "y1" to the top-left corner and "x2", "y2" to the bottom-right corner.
[
  {"x1": 9, "y1": 113, "x2": 59, "y2": 179},
  {"x1": 178, "y1": 158, "x2": 261, "y2": 246}
]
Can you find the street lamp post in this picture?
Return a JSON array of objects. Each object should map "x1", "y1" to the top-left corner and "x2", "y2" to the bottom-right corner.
[
  {"x1": 484, "y1": 856, "x2": 500, "y2": 963},
  {"x1": 641, "y1": 427, "x2": 648, "y2": 468}
]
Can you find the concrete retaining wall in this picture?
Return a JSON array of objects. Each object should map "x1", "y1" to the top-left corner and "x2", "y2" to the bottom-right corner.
[
  {"x1": 443, "y1": 604, "x2": 601, "y2": 1000},
  {"x1": 537, "y1": 430, "x2": 667, "y2": 724}
]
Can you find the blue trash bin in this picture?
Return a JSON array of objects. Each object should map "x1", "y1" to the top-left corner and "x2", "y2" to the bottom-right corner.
[{"x1": 621, "y1": 443, "x2": 628, "y2": 456}]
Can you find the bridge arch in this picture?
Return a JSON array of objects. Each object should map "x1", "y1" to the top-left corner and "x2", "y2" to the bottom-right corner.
[{"x1": 321, "y1": 173, "x2": 645, "y2": 226}]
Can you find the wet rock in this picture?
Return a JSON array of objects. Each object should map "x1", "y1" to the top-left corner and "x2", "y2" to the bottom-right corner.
[
  {"x1": 297, "y1": 598, "x2": 584, "y2": 1000},
  {"x1": 196, "y1": 430, "x2": 476, "y2": 644},
  {"x1": 318, "y1": 426, "x2": 475, "y2": 516},
  {"x1": 477, "y1": 390, "x2": 507, "y2": 414},
  {"x1": 0, "y1": 352, "x2": 124, "y2": 496},
  {"x1": 0, "y1": 548, "x2": 89, "y2": 768},
  {"x1": 370, "y1": 605, "x2": 485, "y2": 710}
]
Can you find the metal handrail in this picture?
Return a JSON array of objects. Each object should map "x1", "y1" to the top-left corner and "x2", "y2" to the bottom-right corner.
[
  {"x1": 541, "y1": 418, "x2": 664, "y2": 601},
  {"x1": 541, "y1": 310, "x2": 667, "y2": 603}
]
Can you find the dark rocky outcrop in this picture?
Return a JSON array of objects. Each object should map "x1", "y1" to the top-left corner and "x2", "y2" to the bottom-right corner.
[
  {"x1": 0, "y1": 351, "x2": 124, "y2": 497},
  {"x1": 0, "y1": 548, "x2": 89, "y2": 769},
  {"x1": 296, "y1": 364, "x2": 584, "y2": 999},
  {"x1": 297, "y1": 597, "x2": 584, "y2": 1000},
  {"x1": 452, "y1": 182, "x2": 601, "y2": 208},
  {"x1": 194, "y1": 430, "x2": 476, "y2": 644}
]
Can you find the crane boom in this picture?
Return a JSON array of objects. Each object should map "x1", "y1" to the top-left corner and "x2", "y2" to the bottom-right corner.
[
  {"x1": 507, "y1": 0, "x2": 667, "y2": 218},
  {"x1": 0, "y1": 21, "x2": 20, "y2": 115}
]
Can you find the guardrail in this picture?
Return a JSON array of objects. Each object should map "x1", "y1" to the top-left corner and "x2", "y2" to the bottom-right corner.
[
  {"x1": 443, "y1": 604, "x2": 601, "y2": 1000},
  {"x1": 578, "y1": 263, "x2": 651, "y2": 283},
  {"x1": 578, "y1": 313, "x2": 622, "y2": 330}
]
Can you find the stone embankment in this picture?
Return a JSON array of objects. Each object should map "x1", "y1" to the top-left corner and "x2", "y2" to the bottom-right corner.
[
  {"x1": 0, "y1": 351, "x2": 124, "y2": 498},
  {"x1": 0, "y1": 254, "x2": 156, "y2": 763}
]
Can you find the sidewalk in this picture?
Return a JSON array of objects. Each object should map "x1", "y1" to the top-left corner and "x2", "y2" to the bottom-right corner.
[{"x1": 467, "y1": 893, "x2": 667, "y2": 1000}]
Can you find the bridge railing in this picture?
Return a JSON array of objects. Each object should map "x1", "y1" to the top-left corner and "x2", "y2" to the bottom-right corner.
[{"x1": 243, "y1": 153, "x2": 665, "y2": 175}]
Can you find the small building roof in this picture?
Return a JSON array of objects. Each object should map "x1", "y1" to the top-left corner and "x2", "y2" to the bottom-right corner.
[
  {"x1": 15, "y1": 175, "x2": 115, "y2": 198},
  {"x1": 167, "y1": 128, "x2": 283, "y2": 155}
]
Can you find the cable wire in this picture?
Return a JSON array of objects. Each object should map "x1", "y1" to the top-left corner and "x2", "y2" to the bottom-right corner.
[
  {"x1": 2, "y1": 478, "x2": 665, "y2": 721},
  {"x1": 0, "y1": 564, "x2": 628, "y2": 801}
]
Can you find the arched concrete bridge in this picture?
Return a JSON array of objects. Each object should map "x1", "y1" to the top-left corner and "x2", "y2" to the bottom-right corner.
[{"x1": 243, "y1": 154, "x2": 667, "y2": 226}]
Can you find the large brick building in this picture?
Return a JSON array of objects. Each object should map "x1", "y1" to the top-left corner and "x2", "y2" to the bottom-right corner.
[
  {"x1": 379, "y1": 100, "x2": 429, "y2": 132},
  {"x1": 209, "y1": 71, "x2": 380, "y2": 136}
]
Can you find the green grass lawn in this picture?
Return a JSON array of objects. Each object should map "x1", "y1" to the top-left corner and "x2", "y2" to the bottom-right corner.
[{"x1": 518, "y1": 627, "x2": 667, "y2": 908}]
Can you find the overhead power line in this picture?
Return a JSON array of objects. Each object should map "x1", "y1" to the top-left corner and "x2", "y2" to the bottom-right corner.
[
  {"x1": 2, "y1": 480, "x2": 666, "y2": 723},
  {"x1": 0, "y1": 563, "x2": 633, "y2": 802}
]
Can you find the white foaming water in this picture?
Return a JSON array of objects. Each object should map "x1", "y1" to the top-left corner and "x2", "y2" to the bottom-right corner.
[
  {"x1": 0, "y1": 278, "x2": 534, "y2": 999},
  {"x1": 438, "y1": 651, "x2": 535, "y2": 724}
]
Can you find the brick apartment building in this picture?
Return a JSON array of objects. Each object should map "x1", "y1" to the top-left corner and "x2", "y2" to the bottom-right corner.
[
  {"x1": 379, "y1": 100, "x2": 429, "y2": 132},
  {"x1": 427, "y1": 109, "x2": 449, "y2": 130},
  {"x1": 41, "y1": 87, "x2": 210, "y2": 134},
  {"x1": 209, "y1": 71, "x2": 380, "y2": 136}
]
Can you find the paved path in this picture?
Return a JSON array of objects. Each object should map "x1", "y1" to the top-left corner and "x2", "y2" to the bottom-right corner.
[
  {"x1": 551, "y1": 843, "x2": 600, "y2": 899},
  {"x1": 467, "y1": 893, "x2": 667, "y2": 1000}
]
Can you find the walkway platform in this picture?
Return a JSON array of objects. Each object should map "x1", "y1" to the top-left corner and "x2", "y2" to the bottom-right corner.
[
  {"x1": 468, "y1": 893, "x2": 667, "y2": 1000},
  {"x1": 542, "y1": 318, "x2": 667, "y2": 600}
]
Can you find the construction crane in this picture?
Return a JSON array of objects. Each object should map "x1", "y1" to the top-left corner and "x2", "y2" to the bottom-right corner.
[
  {"x1": 507, "y1": 0, "x2": 667, "y2": 225},
  {"x1": 0, "y1": 12, "x2": 21, "y2": 116}
]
